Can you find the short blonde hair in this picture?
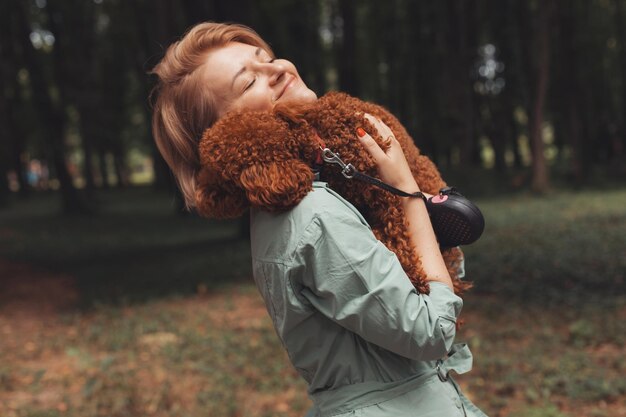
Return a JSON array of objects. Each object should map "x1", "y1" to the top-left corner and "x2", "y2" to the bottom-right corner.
[{"x1": 150, "y1": 22, "x2": 273, "y2": 209}]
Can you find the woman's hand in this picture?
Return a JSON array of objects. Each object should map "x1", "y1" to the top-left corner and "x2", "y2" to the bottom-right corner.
[
  {"x1": 357, "y1": 115, "x2": 453, "y2": 289},
  {"x1": 357, "y1": 114, "x2": 419, "y2": 193}
]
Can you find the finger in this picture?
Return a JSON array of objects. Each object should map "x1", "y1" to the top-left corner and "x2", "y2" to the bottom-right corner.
[
  {"x1": 364, "y1": 113, "x2": 394, "y2": 139},
  {"x1": 356, "y1": 128, "x2": 387, "y2": 163},
  {"x1": 363, "y1": 113, "x2": 380, "y2": 131},
  {"x1": 363, "y1": 114, "x2": 395, "y2": 150}
]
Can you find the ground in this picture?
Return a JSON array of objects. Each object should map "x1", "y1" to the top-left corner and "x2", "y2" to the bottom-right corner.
[{"x1": 1, "y1": 259, "x2": 624, "y2": 417}]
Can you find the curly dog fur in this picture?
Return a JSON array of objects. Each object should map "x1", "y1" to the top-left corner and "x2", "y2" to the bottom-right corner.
[{"x1": 195, "y1": 92, "x2": 471, "y2": 296}]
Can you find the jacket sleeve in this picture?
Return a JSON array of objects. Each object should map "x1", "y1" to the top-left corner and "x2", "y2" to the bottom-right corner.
[{"x1": 295, "y1": 206, "x2": 463, "y2": 361}]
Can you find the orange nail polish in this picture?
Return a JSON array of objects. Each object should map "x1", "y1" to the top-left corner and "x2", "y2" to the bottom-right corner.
[{"x1": 356, "y1": 127, "x2": 366, "y2": 137}]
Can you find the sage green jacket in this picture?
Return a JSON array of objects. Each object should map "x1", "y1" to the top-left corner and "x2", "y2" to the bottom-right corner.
[{"x1": 251, "y1": 182, "x2": 487, "y2": 416}]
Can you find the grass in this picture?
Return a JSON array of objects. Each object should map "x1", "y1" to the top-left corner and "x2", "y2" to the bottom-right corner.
[
  {"x1": 456, "y1": 294, "x2": 626, "y2": 416},
  {"x1": 0, "y1": 186, "x2": 625, "y2": 416},
  {"x1": 0, "y1": 187, "x2": 251, "y2": 306},
  {"x1": 463, "y1": 188, "x2": 626, "y2": 302}
]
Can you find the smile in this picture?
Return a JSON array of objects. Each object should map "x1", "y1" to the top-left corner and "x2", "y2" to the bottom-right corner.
[{"x1": 276, "y1": 74, "x2": 295, "y2": 101}]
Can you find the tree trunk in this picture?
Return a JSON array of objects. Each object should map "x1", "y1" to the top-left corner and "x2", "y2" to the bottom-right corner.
[
  {"x1": 529, "y1": 0, "x2": 552, "y2": 193},
  {"x1": 1, "y1": 82, "x2": 30, "y2": 197},
  {"x1": 7, "y1": 106, "x2": 29, "y2": 197},
  {"x1": 51, "y1": 0, "x2": 100, "y2": 199},
  {"x1": 556, "y1": 4, "x2": 584, "y2": 184},
  {"x1": 97, "y1": 150, "x2": 110, "y2": 189},
  {"x1": 336, "y1": 0, "x2": 358, "y2": 96},
  {"x1": 613, "y1": 0, "x2": 626, "y2": 166},
  {"x1": 78, "y1": 107, "x2": 97, "y2": 197},
  {"x1": 505, "y1": 0, "x2": 525, "y2": 171},
  {"x1": 16, "y1": 2, "x2": 88, "y2": 213},
  {"x1": 0, "y1": 92, "x2": 10, "y2": 206},
  {"x1": 1, "y1": 2, "x2": 29, "y2": 198},
  {"x1": 510, "y1": 116, "x2": 523, "y2": 169},
  {"x1": 112, "y1": 150, "x2": 127, "y2": 188},
  {"x1": 126, "y1": 0, "x2": 174, "y2": 192},
  {"x1": 490, "y1": 104, "x2": 509, "y2": 173},
  {"x1": 458, "y1": 0, "x2": 479, "y2": 168}
]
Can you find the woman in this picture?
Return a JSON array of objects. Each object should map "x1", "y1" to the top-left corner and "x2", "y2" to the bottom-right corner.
[{"x1": 151, "y1": 22, "x2": 488, "y2": 417}]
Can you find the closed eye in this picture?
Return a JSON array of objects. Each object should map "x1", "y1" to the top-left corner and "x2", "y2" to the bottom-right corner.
[
  {"x1": 242, "y1": 57, "x2": 275, "y2": 93},
  {"x1": 244, "y1": 77, "x2": 256, "y2": 92}
]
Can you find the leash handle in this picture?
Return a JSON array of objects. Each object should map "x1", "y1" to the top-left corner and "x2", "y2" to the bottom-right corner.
[
  {"x1": 320, "y1": 147, "x2": 485, "y2": 247},
  {"x1": 321, "y1": 148, "x2": 356, "y2": 179},
  {"x1": 321, "y1": 148, "x2": 427, "y2": 200}
]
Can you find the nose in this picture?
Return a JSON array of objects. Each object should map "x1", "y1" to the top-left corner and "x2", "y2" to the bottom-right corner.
[
  {"x1": 254, "y1": 60, "x2": 286, "y2": 86},
  {"x1": 269, "y1": 68, "x2": 286, "y2": 86}
]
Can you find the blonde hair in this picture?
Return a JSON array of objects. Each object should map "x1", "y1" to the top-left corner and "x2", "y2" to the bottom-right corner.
[{"x1": 150, "y1": 22, "x2": 273, "y2": 210}]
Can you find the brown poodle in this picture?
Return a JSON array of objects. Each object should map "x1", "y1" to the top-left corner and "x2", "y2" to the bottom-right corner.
[{"x1": 195, "y1": 92, "x2": 471, "y2": 296}]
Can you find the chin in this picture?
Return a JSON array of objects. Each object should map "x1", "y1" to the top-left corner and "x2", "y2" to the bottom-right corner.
[
  {"x1": 280, "y1": 90, "x2": 317, "y2": 107},
  {"x1": 296, "y1": 88, "x2": 318, "y2": 103}
]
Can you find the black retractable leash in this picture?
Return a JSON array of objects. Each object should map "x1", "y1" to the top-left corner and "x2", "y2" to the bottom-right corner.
[{"x1": 321, "y1": 148, "x2": 485, "y2": 248}]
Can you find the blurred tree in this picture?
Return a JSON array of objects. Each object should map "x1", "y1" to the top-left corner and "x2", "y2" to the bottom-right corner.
[
  {"x1": 477, "y1": 0, "x2": 522, "y2": 174},
  {"x1": 528, "y1": 0, "x2": 553, "y2": 193},
  {"x1": 94, "y1": 0, "x2": 136, "y2": 189},
  {"x1": 611, "y1": 0, "x2": 626, "y2": 170},
  {"x1": 335, "y1": 0, "x2": 358, "y2": 96},
  {"x1": 407, "y1": 3, "x2": 445, "y2": 160},
  {"x1": 501, "y1": 0, "x2": 530, "y2": 171},
  {"x1": 443, "y1": 0, "x2": 480, "y2": 168},
  {"x1": 16, "y1": 1, "x2": 90, "y2": 213},
  {"x1": 44, "y1": 0, "x2": 100, "y2": 196},
  {"x1": 0, "y1": 2, "x2": 29, "y2": 202},
  {"x1": 3, "y1": 0, "x2": 626, "y2": 215},
  {"x1": 124, "y1": 0, "x2": 189, "y2": 212},
  {"x1": 552, "y1": 2, "x2": 585, "y2": 184},
  {"x1": 0, "y1": 83, "x2": 11, "y2": 206}
]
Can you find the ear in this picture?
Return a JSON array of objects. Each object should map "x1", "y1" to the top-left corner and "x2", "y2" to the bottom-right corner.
[
  {"x1": 195, "y1": 166, "x2": 248, "y2": 219},
  {"x1": 240, "y1": 160, "x2": 314, "y2": 211}
]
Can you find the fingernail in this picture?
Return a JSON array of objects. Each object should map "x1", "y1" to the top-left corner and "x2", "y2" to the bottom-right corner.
[{"x1": 356, "y1": 127, "x2": 366, "y2": 137}]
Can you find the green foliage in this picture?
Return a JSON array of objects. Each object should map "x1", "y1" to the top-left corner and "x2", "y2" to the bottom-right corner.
[
  {"x1": 23, "y1": 412, "x2": 62, "y2": 417},
  {"x1": 463, "y1": 188, "x2": 626, "y2": 302},
  {"x1": 3, "y1": 0, "x2": 626, "y2": 213},
  {"x1": 509, "y1": 404, "x2": 567, "y2": 417},
  {"x1": 0, "y1": 187, "x2": 249, "y2": 306},
  {"x1": 1, "y1": 186, "x2": 625, "y2": 308},
  {"x1": 568, "y1": 319, "x2": 595, "y2": 347}
]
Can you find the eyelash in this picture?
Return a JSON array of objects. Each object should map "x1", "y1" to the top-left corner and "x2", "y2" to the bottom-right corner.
[{"x1": 244, "y1": 58, "x2": 277, "y2": 91}]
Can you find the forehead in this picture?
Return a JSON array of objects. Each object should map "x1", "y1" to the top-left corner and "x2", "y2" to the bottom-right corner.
[
  {"x1": 207, "y1": 42, "x2": 260, "y2": 66},
  {"x1": 202, "y1": 42, "x2": 262, "y2": 86}
]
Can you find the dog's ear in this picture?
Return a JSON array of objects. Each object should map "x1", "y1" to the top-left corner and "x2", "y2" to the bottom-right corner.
[
  {"x1": 240, "y1": 161, "x2": 314, "y2": 211},
  {"x1": 196, "y1": 110, "x2": 316, "y2": 215},
  {"x1": 195, "y1": 165, "x2": 249, "y2": 219}
]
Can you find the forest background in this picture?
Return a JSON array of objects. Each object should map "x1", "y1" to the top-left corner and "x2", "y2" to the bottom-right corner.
[{"x1": 0, "y1": 1, "x2": 624, "y2": 417}]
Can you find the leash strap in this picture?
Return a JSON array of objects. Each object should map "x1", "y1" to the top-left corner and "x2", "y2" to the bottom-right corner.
[{"x1": 321, "y1": 148, "x2": 427, "y2": 201}]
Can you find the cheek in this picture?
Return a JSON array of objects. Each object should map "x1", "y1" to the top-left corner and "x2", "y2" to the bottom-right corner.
[
  {"x1": 231, "y1": 94, "x2": 271, "y2": 113},
  {"x1": 245, "y1": 92, "x2": 274, "y2": 112}
]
